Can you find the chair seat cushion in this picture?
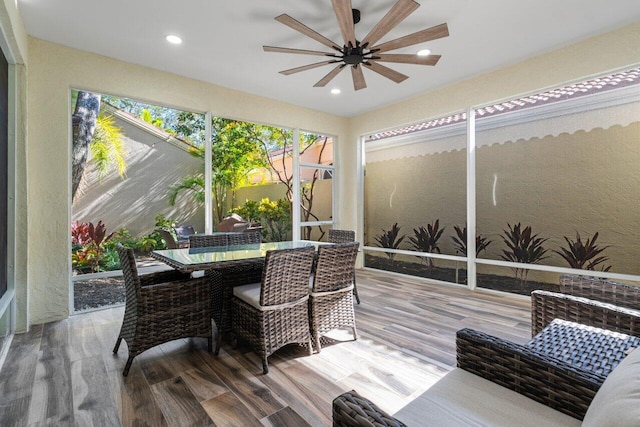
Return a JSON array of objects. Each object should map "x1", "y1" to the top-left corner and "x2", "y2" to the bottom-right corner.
[
  {"x1": 394, "y1": 368, "x2": 581, "y2": 426},
  {"x1": 233, "y1": 282, "x2": 262, "y2": 309},
  {"x1": 582, "y1": 347, "x2": 640, "y2": 426}
]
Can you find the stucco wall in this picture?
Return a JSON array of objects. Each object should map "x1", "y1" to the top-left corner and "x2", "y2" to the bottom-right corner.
[
  {"x1": 349, "y1": 22, "x2": 640, "y2": 241},
  {"x1": 72, "y1": 114, "x2": 205, "y2": 236},
  {"x1": 366, "y1": 122, "x2": 640, "y2": 276},
  {"x1": 25, "y1": 38, "x2": 348, "y2": 325}
]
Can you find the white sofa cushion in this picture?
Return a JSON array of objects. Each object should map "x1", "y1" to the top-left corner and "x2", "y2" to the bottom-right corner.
[
  {"x1": 583, "y1": 348, "x2": 640, "y2": 426},
  {"x1": 233, "y1": 282, "x2": 261, "y2": 309},
  {"x1": 394, "y1": 368, "x2": 581, "y2": 427}
]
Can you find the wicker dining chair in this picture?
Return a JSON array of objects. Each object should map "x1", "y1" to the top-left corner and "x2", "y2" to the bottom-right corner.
[
  {"x1": 155, "y1": 228, "x2": 184, "y2": 249},
  {"x1": 228, "y1": 230, "x2": 262, "y2": 246},
  {"x1": 310, "y1": 242, "x2": 360, "y2": 352},
  {"x1": 189, "y1": 233, "x2": 229, "y2": 248},
  {"x1": 232, "y1": 246, "x2": 316, "y2": 373},
  {"x1": 328, "y1": 229, "x2": 360, "y2": 304},
  {"x1": 113, "y1": 244, "x2": 213, "y2": 376},
  {"x1": 174, "y1": 225, "x2": 195, "y2": 247}
]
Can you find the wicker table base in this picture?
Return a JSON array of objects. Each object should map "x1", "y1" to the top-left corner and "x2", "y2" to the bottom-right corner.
[{"x1": 526, "y1": 318, "x2": 640, "y2": 379}]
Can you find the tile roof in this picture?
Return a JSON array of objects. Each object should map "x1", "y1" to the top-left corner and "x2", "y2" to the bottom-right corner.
[{"x1": 365, "y1": 68, "x2": 640, "y2": 142}]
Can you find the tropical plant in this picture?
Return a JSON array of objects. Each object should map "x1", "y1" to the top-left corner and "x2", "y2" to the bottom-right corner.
[
  {"x1": 168, "y1": 117, "x2": 266, "y2": 224},
  {"x1": 553, "y1": 232, "x2": 612, "y2": 271},
  {"x1": 374, "y1": 223, "x2": 406, "y2": 263},
  {"x1": 451, "y1": 225, "x2": 492, "y2": 257},
  {"x1": 500, "y1": 222, "x2": 549, "y2": 284},
  {"x1": 408, "y1": 220, "x2": 445, "y2": 268},
  {"x1": 258, "y1": 198, "x2": 292, "y2": 242},
  {"x1": 230, "y1": 199, "x2": 260, "y2": 224},
  {"x1": 71, "y1": 220, "x2": 115, "y2": 273},
  {"x1": 230, "y1": 198, "x2": 291, "y2": 242},
  {"x1": 90, "y1": 112, "x2": 126, "y2": 181},
  {"x1": 71, "y1": 220, "x2": 91, "y2": 247},
  {"x1": 71, "y1": 92, "x2": 128, "y2": 202}
]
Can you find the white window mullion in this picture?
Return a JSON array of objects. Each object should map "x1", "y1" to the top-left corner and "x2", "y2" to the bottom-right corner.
[
  {"x1": 466, "y1": 107, "x2": 477, "y2": 290},
  {"x1": 204, "y1": 112, "x2": 213, "y2": 234},
  {"x1": 292, "y1": 129, "x2": 301, "y2": 240}
]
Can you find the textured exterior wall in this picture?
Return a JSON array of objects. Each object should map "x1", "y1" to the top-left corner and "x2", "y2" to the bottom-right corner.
[
  {"x1": 72, "y1": 115, "x2": 205, "y2": 236},
  {"x1": 365, "y1": 123, "x2": 640, "y2": 276},
  {"x1": 349, "y1": 22, "x2": 640, "y2": 241}
]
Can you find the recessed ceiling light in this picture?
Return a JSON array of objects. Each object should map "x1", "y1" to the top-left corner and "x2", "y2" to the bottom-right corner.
[
  {"x1": 417, "y1": 49, "x2": 431, "y2": 57},
  {"x1": 331, "y1": 88, "x2": 341, "y2": 95},
  {"x1": 165, "y1": 35, "x2": 182, "y2": 45}
]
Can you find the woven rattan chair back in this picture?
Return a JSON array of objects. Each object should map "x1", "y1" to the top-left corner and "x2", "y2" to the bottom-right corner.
[
  {"x1": 559, "y1": 274, "x2": 640, "y2": 310},
  {"x1": 260, "y1": 246, "x2": 315, "y2": 306},
  {"x1": 328, "y1": 229, "x2": 356, "y2": 244},
  {"x1": 310, "y1": 242, "x2": 359, "y2": 352},
  {"x1": 113, "y1": 244, "x2": 213, "y2": 376},
  {"x1": 155, "y1": 228, "x2": 180, "y2": 249},
  {"x1": 327, "y1": 229, "x2": 360, "y2": 304},
  {"x1": 228, "y1": 230, "x2": 262, "y2": 246},
  {"x1": 313, "y1": 242, "x2": 359, "y2": 293},
  {"x1": 232, "y1": 246, "x2": 315, "y2": 373},
  {"x1": 189, "y1": 234, "x2": 228, "y2": 248},
  {"x1": 117, "y1": 243, "x2": 141, "y2": 290}
]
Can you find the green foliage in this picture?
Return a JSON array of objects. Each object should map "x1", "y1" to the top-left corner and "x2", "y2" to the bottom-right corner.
[
  {"x1": 71, "y1": 220, "x2": 115, "y2": 273},
  {"x1": 374, "y1": 223, "x2": 406, "y2": 262},
  {"x1": 90, "y1": 111, "x2": 127, "y2": 180},
  {"x1": 154, "y1": 214, "x2": 177, "y2": 231},
  {"x1": 231, "y1": 198, "x2": 291, "y2": 242},
  {"x1": 500, "y1": 223, "x2": 549, "y2": 283},
  {"x1": 259, "y1": 198, "x2": 292, "y2": 242},
  {"x1": 553, "y1": 232, "x2": 612, "y2": 271},
  {"x1": 408, "y1": 220, "x2": 445, "y2": 268},
  {"x1": 451, "y1": 225, "x2": 492, "y2": 257},
  {"x1": 230, "y1": 199, "x2": 260, "y2": 223}
]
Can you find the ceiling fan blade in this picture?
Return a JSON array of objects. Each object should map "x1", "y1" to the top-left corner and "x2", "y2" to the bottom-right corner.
[
  {"x1": 331, "y1": 0, "x2": 356, "y2": 45},
  {"x1": 280, "y1": 60, "x2": 335, "y2": 76},
  {"x1": 362, "y1": 0, "x2": 420, "y2": 47},
  {"x1": 263, "y1": 46, "x2": 335, "y2": 57},
  {"x1": 275, "y1": 14, "x2": 341, "y2": 51},
  {"x1": 351, "y1": 65, "x2": 367, "y2": 90},
  {"x1": 375, "y1": 53, "x2": 441, "y2": 65},
  {"x1": 314, "y1": 65, "x2": 346, "y2": 87},
  {"x1": 365, "y1": 61, "x2": 408, "y2": 83},
  {"x1": 373, "y1": 23, "x2": 449, "y2": 53}
]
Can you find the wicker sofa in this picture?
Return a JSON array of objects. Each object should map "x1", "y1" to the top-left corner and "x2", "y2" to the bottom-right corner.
[
  {"x1": 334, "y1": 328, "x2": 640, "y2": 426},
  {"x1": 333, "y1": 275, "x2": 640, "y2": 426}
]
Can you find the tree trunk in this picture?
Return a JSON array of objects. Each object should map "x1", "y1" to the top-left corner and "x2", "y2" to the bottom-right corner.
[{"x1": 71, "y1": 91, "x2": 101, "y2": 201}]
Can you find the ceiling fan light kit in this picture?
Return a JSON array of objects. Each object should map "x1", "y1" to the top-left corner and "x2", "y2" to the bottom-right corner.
[{"x1": 263, "y1": 0, "x2": 449, "y2": 91}]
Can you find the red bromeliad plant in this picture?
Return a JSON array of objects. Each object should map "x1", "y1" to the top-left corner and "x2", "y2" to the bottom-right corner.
[
  {"x1": 71, "y1": 220, "x2": 114, "y2": 273},
  {"x1": 71, "y1": 220, "x2": 91, "y2": 246},
  {"x1": 500, "y1": 222, "x2": 549, "y2": 284},
  {"x1": 553, "y1": 232, "x2": 612, "y2": 271}
]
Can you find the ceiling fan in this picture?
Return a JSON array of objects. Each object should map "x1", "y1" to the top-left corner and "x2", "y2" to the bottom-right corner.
[{"x1": 263, "y1": 0, "x2": 449, "y2": 91}]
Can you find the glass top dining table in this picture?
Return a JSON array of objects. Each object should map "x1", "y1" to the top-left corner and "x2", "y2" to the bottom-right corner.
[{"x1": 151, "y1": 240, "x2": 326, "y2": 272}]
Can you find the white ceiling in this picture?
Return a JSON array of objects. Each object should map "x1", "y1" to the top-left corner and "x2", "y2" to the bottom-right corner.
[{"x1": 18, "y1": 0, "x2": 640, "y2": 117}]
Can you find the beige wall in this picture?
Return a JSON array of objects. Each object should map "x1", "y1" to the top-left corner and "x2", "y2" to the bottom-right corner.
[
  {"x1": 348, "y1": 22, "x2": 640, "y2": 239},
  {"x1": 366, "y1": 122, "x2": 640, "y2": 276},
  {"x1": 72, "y1": 114, "x2": 206, "y2": 236},
  {"x1": 7, "y1": 11, "x2": 640, "y2": 329},
  {"x1": 25, "y1": 38, "x2": 348, "y2": 326}
]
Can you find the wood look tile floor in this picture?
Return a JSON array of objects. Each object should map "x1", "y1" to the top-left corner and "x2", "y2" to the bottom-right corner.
[{"x1": 0, "y1": 269, "x2": 532, "y2": 427}]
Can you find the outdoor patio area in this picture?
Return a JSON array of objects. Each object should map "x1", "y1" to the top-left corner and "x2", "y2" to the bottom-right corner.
[{"x1": 0, "y1": 269, "x2": 531, "y2": 426}]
